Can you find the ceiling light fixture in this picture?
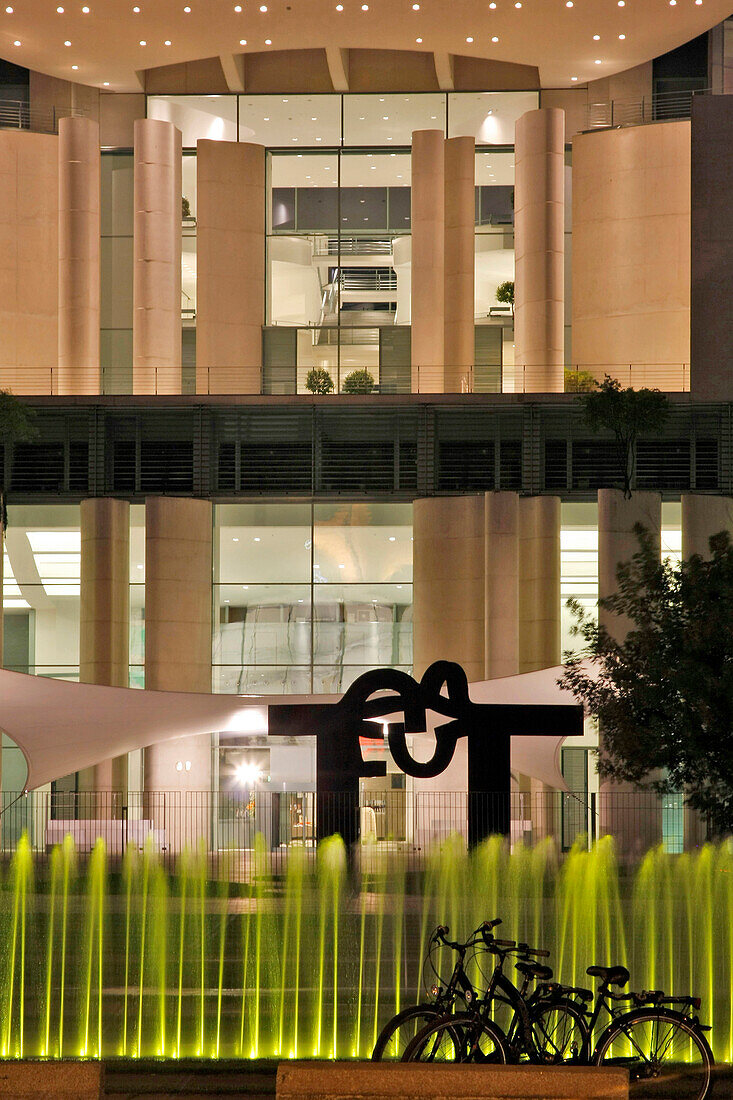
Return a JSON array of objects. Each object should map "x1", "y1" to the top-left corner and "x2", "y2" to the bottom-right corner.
[
  {"x1": 265, "y1": 36, "x2": 272, "y2": 42},
  {"x1": 103, "y1": 80, "x2": 109, "y2": 85},
  {"x1": 594, "y1": 58, "x2": 601, "y2": 63},
  {"x1": 565, "y1": 1, "x2": 572, "y2": 6},
  {"x1": 82, "y1": 4, "x2": 90, "y2": 9},
  {"x1": 466, "y1": 35, "x2": 473, "y2": 42},
  {"x1": 56, "y1": 4, "x2": 64, "y2": 10},
  {"x1": 618, "y1": 1, "x2": 625, "y2": 5},
  {"x1": 412, "y1": 2, "x2": 419, "y2": 7},
  {"x1": 139, "y1": 39, "x2": 146, "y2": 45},
  {"x1": 515, "y1": 1, "x2": 521, "y2": 7},
  {"x1": 71, "y1": 63, "x2": 78, "y2": 68},
  {"x1": 491, "y1": 35, "x2": 499, "y2": 41},
  {"x1": 489, "y1": 1, "x2": 496, "y2": 7},
  {"x1": 13, "y1": 38, "x2": 20, "y2": 44},
  {"x1": 164, "y1": 38, "x2": 171, "y2": 44},
  {"x1": 336, "y1": 2, "x2": 343, "y2": 8},
  {"x1": 5, "y1": 5, "x2": 13, "y2": 11},
  {"x1": 593, "y1": 34, "x2": 600, "y2": 40},
  {"x1": 361, "y1": 2, "x2": 368, "y2": 8},
  {"x1": 65, "y1": 39, "x2": 71, "y2": 46},
  {"x1": 416, "y1": 36, "x2": 422, "y2": 42},
  {"x1": 240, "y1": 38, "x2": 247, "y2": 43},
  {"x1": 571, "y1": 75, "x2": 578, "y2": 81},
  {"x1": 183, "y1": 5, "x2": 191, "y2": 10},
  {"x1": 132, "y1": 4, "x2": 140, "y2": 10},
  {"x1": 618, "y1": 33, "x2": 625, "y2": 39}
]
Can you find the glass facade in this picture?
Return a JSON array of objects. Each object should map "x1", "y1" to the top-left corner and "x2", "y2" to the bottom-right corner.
[{"x1": 139, "y1": 92, "x2": 540, "y2": 393}]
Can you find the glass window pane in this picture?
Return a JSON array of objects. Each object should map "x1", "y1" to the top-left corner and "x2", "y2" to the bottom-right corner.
[
  {"x1": 147, "y1": 95, "x2": 237, "y2": 145},
  {"x1": 448, "y1": 91, "x2": 539, "y2": 144},
  {"x1": 216, "y1": 503, "x2": 312, "y2": 583},
  {"x1": 214, "y1": 583, "x2": 311, "y2": 668},
  {"x1": 240, "y1": 94, "x2": 341, "y2": 146},
  {"x1": 344, "y1": 93, "x2": 445, "y2": 145},
  {"x1": 313, "y1": 583, "x2": 412, "y2": 666},
  {"x1": 313, "y1": 502, "x2": 412, "y2": 583}
]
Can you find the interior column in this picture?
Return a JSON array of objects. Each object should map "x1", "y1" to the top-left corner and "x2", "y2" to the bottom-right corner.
[
  {"x1": 444, "y1": 135, "x2": 475, "y2": 394},
  {"x1": 144, "y1": 496, "x2": 213, "y2": 846},
  {"x1": 514, "y1": 108, "x2": 565, "y2": 393},
  {"x1": 133, "y1": 118, "x2": 182, "y2": 395},
  {"x1": 78, "y1": 498, "x2": 130, "y2": 808},
  {"x1": 196, "y1": 139, "x2": 265, "y2": 396},
  {"x1": 411, "y1": 129, "x2": 445, "y2": 393},
  {"x1": 597, "y1": 488, "x2": 661, "y2": 855},
  {"x1": 58, "y1": 116, "x2": 100, "y2": 395}
]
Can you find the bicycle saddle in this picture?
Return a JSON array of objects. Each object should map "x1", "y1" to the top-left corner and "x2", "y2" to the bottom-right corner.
[
  {"x1": 586, "y1": 965, "x2": 630, "y2": 986},
  {"x1": 516, "y1": 960, "x2": 553, "y2": 981}
]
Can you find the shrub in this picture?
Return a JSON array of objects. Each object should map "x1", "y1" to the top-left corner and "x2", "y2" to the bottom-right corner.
[
  {"x1": 341, "y1": 369, "x2": 375, "y2": 395},
  {"x1": 305, "y1": 368, "x2": 334, "y2": 394}
]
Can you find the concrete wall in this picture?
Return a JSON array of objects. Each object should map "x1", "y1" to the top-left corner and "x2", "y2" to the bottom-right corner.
[
  {"x1": 572, "y1": 121, "x2": 690, "y2": 384},
  {"x1": 0, "y1": 131, "x2": 59, "y2": 390}
]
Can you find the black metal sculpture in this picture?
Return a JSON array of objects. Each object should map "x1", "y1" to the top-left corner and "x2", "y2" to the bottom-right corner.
[{"x1": 268, "y1": 660, "x2": 583, "y2": 845}]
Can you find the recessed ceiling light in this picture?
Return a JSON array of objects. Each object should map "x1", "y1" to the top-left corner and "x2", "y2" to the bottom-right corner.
[
  {"x1": 71, "y1": 63, "x2": 78, "y2": 69},
  {"x1": 618, "y1": 1, "x2": 625, "y2": 5},
  {"x1": 5, "y1": 5, "x2": 13, "y2": 11},
  {"x1": 571, "y1": 75, "x2": 578, "y2": 81},
  {"x1": 515, "y1": 1, "x2": 521, "y2": 7},
  {"x1": 489, "y1": 1, "x2": 496, "y2": 6},
  {"x1": 466, "y1": 35, "x2": 473, "y2": 42},
  {"x1": 311, "y1": 116, "x2": 317, "y2": 120},
  {"x1": 416, "y1": 36, "x2": 422, "y2": 42},
  {"x1": 382, "y1": 114, "x2": 388, "y2": 119},
  {"x1": 593, "y1": 34, "x2": 600, "y2": 40},
  {"x1": 133, "y1": 4, "x2": 140, "y2": 10},
  {"x1": 361, "y1": 2, "x2": 368, "y2": 8},
  {"x1": 594, "y1": 58, "x2": 601, "y2": 63},
  {"x1": 56, "y1": 4, "x2": 64, "y2": 10},
  {"x1": 82, "y1": 4, "x2": 90, "y2": 10},
  {"x1": 183, "y1": 4, "x2": 191, "y2": 10},
  {"x1": 695, "y1": 0, "x2": 702, "y2": 5},
  {"x1": 139, "y1": 39, "x2": 146, "y2": 45},
  {"x1": 565, "y1": 1, "x2": 572, "y2": 6},
  {"x1": 669, "y1": 1, "x2": 676, "y2": 5},
  {"x1": 164, "y1": 38, "x2": 171, "y2": 44},
  {"x1": 240, "y1": 38, "x2": 247, "y2": 43},
  {"x1": 64, "y1": 40, "x2": 71, "y2": 46},
  {"x1": 491, "y1": 35, "x2": 499, "y2": 41},
  {"x1": 13, "y1": 38, "x2": 20, "y2": 44},
  {"x1": 265, "y1": 36, "x2": 271, "y2": 42},
  {"x1": 412, "y1": 1, "x2": 419, "y2": 7},
  {"x1": 618, "y1": 33, "x2": 625, "y2": 39}
]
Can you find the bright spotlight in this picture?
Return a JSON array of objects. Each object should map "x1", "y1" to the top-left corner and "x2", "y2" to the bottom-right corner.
[{"x1": 234, "y1": 761, "x2": 263, "y2": 787}]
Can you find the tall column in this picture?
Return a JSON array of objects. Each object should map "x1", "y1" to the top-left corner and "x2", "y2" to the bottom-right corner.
[
  {"x1": 514, "y1": 108, "x2": 565, "y2": 393},
  {"x1": 680, "y1": 494, "x2": 733, "y2": 847},
  {"x1": 133, "y1": 119, "x2": 182, "y2": 395},
  {"x1": 518, "y1": 496, "x2": 561, "y2": 673},
  {"x1": 412, "y1": 496, "x2": 484, "y2": 681},
  {"x1": 144, "y1": 497, "x2": 212, "y2": 846},
  {"x1": 444, "y1": 136, "x2": 475, "y2": 394},
  {"x1": 411, "y1": 130, "x2": 445, "y2": 393},
  {"x1": 196, "y1": 140, "x2": 265, "y2": 396},
  {"x1": 58, "y1": 116, "x2": 100, "y2": 395},
  {"x1": 681, "y1": 493, "x2": 733, "y2": 559},
  {"x1": 78, "y1": 498, "x2": 130, "y2": 803},
  {"x1": 518, "y1": 496, "x2": 561, "y2": 839},
  {"x1": 597, "y1": 489, "x2": 661, "y2": 855},
  {"x1": 484, "y1": 491, "x2": 519, "y2": 680}
]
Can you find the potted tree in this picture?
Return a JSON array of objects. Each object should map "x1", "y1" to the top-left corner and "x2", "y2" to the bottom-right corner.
[
  {"x1": 495, "y1": 280, "x2": 514, "y2": 317},
  {"x1": 341, "y1": 369, "x2": 375, "y2": 395},
  {"x1": 305, "y1": 368, "x2": 334, "y2": 395}
]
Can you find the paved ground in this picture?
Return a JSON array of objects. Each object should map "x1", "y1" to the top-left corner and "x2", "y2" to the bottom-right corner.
[{"x1": 103, "y1": 1060, "x2": 278, "y2": 1098}]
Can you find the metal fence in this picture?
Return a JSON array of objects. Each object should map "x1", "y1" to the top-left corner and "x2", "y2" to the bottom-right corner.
[
  {"x1": 0, "y1": 789, "x2": 708, "y2": 878},
  {"x1": 585, "y1": 88, "x2": 709, "y2": 131}
]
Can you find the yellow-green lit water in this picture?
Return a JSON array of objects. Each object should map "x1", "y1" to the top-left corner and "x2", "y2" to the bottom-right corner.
[{"x1": 0, "y1": 834, "x2": 732, "y2": 1061}]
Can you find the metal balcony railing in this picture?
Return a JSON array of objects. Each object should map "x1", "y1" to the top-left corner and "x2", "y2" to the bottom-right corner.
[
  {"x1": 585, "y1": 87, "x2": 709, "y2": 131},
  {"x1": 0, "y1": 98, "x2": 88, "y2": 133}
]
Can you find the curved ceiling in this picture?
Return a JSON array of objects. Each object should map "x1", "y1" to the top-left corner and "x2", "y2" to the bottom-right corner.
[{"x1": 1, "y1": 0, "x2": 728, "y2": 92}]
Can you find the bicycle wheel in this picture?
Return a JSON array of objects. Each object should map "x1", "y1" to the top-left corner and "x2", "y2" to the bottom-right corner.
[
  {"x1": 372, "y1": 1004, "x2": 442, "y2": 1061},
  {"x1": 593, "y1": 1008, "x2": 714, "y2": 1100},
  {"x1": 529, "y1": 999, "x2": 589, "y2": 1064},
  {"x1": 402, "y1": 1012, "x2": 509, "y2": 1064}
]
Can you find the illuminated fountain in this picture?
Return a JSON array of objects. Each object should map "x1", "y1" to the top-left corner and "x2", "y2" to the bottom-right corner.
[{"x1": 1, "y1": 833, "x2": 732, "y2": 1062}]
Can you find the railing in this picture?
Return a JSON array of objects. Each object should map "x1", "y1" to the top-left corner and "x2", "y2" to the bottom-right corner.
[
  {"x1": 0, "y1": 789, "x2": 704, "y2": 876},
  {"x1": 0, "y1": 363, "x2": 691, "y2": 397},
  {"x1": 339, "y1": 268, "x2": 397, "y2": 292},
  {"x1": 312, "y1": 235, "x2": 396, "y2": 257},
  {"x1": 0, "y1": 98, "x2": 89, "y2": 134},
  {"x1": 585, "y1": 87, "x2": 709, "y2": 131}
]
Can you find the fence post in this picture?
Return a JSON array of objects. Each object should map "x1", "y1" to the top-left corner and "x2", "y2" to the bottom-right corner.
[{"x1": 590, "y1": 792, "x2": 597, "y2": 846}]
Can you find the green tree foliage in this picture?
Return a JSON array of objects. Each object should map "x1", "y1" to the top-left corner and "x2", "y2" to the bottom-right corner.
[
  {"x1": 560, "y1": 525, "x2": 733, "y2": 834},
  {"x1": 495, "y1": 280, "x2": 514, "y2": 314},
  {"x1": 0, "y1": 390, "x2": 37, "y2": 529},
  {"x1": 305, "y1": 368, "x2": 334, "y2": 395},
  {"x1": 578, "y1": 375, "x2": 669, "y2": 498},
  {"x1": 341, "y1": 369, "x2": 375, "y2": 395},
  {"x1": 564, "y1": 369, "x2": 597, "y2": 393}
]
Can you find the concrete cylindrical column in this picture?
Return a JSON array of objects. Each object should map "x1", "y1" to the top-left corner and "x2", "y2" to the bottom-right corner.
[
  {"x1": 79, "y1": 498, "x2": 130, "y2": 798},
  {"x1": 412, "y1": 496, "x2": 484, "y2": 681},
  {"x1": 196, "y1": 140, "x2": 265, "y2": 396},
  {"x1": 518, "y1": 496, "x2": 561, "y2": 673},
  {"x1": 444, "y1": 136, "x2": 475, "y2": 394},
  {"x1": 411, "y1": 130, "x2": 445, "y2": 393},
  {"x1": 133, "y1": 119, "x2": 182, "y2": 395},
  {"x1": 58, "y1": 116, "x2": 100, "y2": 396},
  {"x1": 484, "y1": 491, "x2": 519, "y2": 680},
  {"x1": 514, "y1": 108, "x2": 565, "y2": 393},
  {"x1": 681, "y1": 493, "x2": 733, "y2": 559},
  {"x1": 144, "y1": 497, "x2": 212, "y2": 842},
  {"x1": 597, "y1": 489, "x2": 662, "y2": 854}
]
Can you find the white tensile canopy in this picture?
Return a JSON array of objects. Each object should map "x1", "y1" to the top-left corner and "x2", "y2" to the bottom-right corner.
[{"x1": 0, "y1": 665, "x2": 584, "y2": 792}]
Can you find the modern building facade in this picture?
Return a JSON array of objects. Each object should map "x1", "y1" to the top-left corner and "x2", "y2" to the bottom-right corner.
[{"x1": 1, "y1": 2, "x2": 732, "y2": 856}]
